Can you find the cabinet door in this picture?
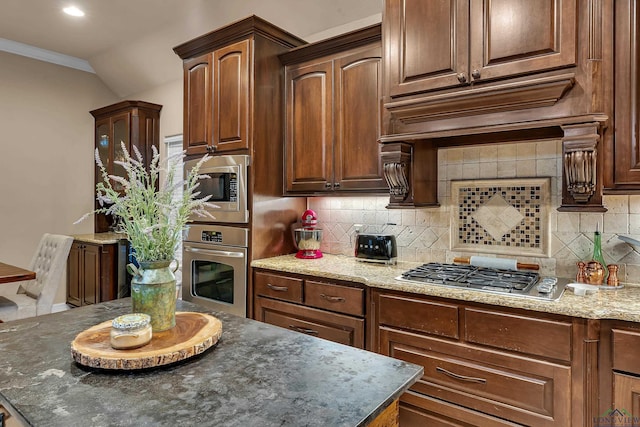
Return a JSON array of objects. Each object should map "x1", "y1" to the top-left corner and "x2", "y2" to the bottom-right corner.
[
  {"x1": 94, "y1": 112, "x2": 130, "y2": 192},
  {"x1": 82, "y1": 244, "x2": 101, "y2": 306},
  {"x1": 334, "y1": 46, "x2": 386, "y2": 191},
  {"x1": 613, "y1": 373, "x2": 640, "y2": 425},
  {"x1": 66, "y1": 243, "x2": 82, "y2": 307},
  {"x1": 385, "y1": 0, "x2": 469, "y2": 97},
  {"x1": 183, "y1": 53, "x2": 212, "y2": 156},
  {"x1": 212, "y1": 39, "x2": 250, "y2": 152},
  {"x1": 611, "y1": 0, "x2": 640, "y2": 186},
  {"x1": 111, "y1": 112, "x2": 131, "y2": 192},
  {"x1": 469, "y1": 0, "x2": 577, "y2": 82},
  {"x1": 285, "y1": 60, "x2": 333, "y2": 192}
]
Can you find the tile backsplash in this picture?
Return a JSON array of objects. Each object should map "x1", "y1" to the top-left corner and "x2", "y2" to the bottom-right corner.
[{"x1": 308, "y1": 139, "x2": 640, "y2": 283}]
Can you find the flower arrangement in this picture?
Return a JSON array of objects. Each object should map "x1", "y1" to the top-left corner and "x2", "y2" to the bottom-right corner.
[{"x1": 77, "y1": 142, "x2": 215, "y2": 263}]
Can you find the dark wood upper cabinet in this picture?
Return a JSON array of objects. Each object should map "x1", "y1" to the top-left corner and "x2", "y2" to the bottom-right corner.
[
  {"x1": 285, "y1": 60, "x2": 334, "y2": 193},
  {"x1": 387, "y1": 0, "x2": 469, "y2": 96},
  {"x1": 213, "y1": 40, "x2": 250, "y2": 153},
  {"x1": 175, "y1": 16, "x2": 304, "y2": 157},
  {"x1": 281, "y1": 24, "x2": 386, "y2": 195},
  {"x1": 334, "y1": 47, "x2": 385, "y2": 191},
  {"x1": 604, "y1": 0, "x2": 640, "y2": 191},
  {"x1": 183, "y1": 54, "x2": 211, "y2": 156},
  {"x1": 385, "y1": 0, "x2": 577, "y2": 114},
  {"x1": 181, "y1": 41, "x2": 249, "y2": 155},
  {"x1": 90, "y1": 100, "x2": 162, "y2": 232},
  {"x1": 469, "y1": 0, "x2": 576, "y2": 82}
]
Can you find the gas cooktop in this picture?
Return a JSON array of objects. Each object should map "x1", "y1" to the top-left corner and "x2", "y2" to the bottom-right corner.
[{"x1": 396, "y1": 262, "x2": 567, "y2": 301}]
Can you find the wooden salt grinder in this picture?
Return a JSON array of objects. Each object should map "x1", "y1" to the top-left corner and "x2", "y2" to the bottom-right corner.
[{"x1": 607, "y1": 264, "x2": 620, "y2": 287}]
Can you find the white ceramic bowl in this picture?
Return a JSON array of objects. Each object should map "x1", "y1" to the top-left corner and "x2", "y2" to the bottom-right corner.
[{"x1": 566, "y1": 283, "x2": 600, "y2": 296}]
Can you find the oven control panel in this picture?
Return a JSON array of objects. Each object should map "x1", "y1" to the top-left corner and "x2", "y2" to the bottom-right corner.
[{"x1": 201, "y1": 231, "x2": 223, "y2": 243}]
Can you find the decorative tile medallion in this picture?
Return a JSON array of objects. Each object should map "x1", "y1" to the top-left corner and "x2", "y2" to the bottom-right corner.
[{"x1": 451, "y1": 178, "x2": 550, "y2": 256}]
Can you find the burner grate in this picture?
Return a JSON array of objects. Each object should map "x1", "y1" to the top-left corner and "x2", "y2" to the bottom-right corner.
[
  {"x1": 401, "y1": 262, "x2": 539, "y2": 293},
  {"x1": 397, "y1": 262, "x2": 566, "y2": 301}
]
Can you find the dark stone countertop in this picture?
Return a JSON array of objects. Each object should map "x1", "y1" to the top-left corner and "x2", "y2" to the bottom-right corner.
[{"x1": 0, "y1": 299, "x2": 422, "y2": 427}]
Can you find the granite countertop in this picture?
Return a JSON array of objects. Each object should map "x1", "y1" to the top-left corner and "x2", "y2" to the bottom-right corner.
[
  {"x1": 0, "y1": 299, "x2": 422, "y2": 427},
  {"x1": 251, "y1": 254, "x2": 640, "y2": 323},
  {"x1": 72, "y1": 232, "x2": 127, "y2": 244}
]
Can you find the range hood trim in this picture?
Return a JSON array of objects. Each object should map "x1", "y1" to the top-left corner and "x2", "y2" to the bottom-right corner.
[{"x1": 379, "y1": 114, "x2": 609, "y2": 145}]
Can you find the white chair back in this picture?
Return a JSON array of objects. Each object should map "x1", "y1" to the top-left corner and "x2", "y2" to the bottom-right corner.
[{"x1": 1, "y1": 233, "x2": 73, "y2": 321}]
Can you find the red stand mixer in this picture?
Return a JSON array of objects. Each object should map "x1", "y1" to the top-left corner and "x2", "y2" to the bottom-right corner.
[{"x1": 294, "y1": 209, "x2": 323, "y2": 259}]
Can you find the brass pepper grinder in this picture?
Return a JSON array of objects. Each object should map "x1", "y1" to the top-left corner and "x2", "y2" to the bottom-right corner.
[
  {"x1": 607, "y1": 264, "x2": 620, "y2": 287},
  {"x1": 576, "y1": 261, "x2": 587, "y2": 283}
]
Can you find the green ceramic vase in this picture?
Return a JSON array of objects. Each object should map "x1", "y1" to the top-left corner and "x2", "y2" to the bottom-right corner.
[{"x1": 128, "y1": 260, "x2": 178, "y2": 332}]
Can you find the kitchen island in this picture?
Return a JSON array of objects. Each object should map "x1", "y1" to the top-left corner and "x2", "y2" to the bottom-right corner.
[{"x1": 0, "y1": 299, "x2": 422, "y2": 426}]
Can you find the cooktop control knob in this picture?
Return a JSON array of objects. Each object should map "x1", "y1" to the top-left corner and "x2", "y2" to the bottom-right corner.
[{"x1": 536, "y1": 277, "x2": 557, "y2": 294}]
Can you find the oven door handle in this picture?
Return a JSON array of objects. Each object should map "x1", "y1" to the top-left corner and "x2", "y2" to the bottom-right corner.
[{"x1": 184, "y1": 247, "x2": 245, "y2": 258}]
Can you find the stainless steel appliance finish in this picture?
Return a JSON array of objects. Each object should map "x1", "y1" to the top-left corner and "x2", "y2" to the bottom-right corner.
[
  {"x1": 183, "y1": 224, "x2": 248, "y2": 316},
  {"x1": 397, "y1": 262, "x2": 567, "y2": 301},
  {"x1": 184, "y1": 154, "x2": 249, "y2": 224}
]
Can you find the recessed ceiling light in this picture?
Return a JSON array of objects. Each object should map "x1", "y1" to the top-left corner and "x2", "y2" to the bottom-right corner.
[{"x1": 63, "y1": 6, "x2": 85, "y2": 17}]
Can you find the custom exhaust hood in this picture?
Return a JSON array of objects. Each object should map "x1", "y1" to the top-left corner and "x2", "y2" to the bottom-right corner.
[{"x1": 378, "y1": 0, "x2": 613, "y2": 213}]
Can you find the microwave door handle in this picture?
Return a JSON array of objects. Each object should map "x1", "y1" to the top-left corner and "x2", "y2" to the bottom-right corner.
[{"x1": 184, "y1": 247, "x2": 245, "y2": 258}]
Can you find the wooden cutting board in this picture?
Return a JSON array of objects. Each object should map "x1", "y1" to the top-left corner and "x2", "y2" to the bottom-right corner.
[{"x1": 71, "y1": 312, "x2": 222, "y2": 370}]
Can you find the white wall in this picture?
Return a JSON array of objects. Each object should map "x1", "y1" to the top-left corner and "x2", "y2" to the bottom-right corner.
[{"x1": 0, "y1": 51, "x2": 118, "y2": 303}]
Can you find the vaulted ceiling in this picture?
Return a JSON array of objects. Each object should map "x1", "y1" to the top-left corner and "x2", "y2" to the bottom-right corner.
[{"x1": 1, "y1": 0, "x2": 382, "y2": 97}]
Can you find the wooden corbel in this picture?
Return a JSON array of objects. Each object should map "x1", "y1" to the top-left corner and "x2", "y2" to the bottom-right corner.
[
  {"x1": 380, "y1": 141, "x2": 439, "y2": 208},
  {"x1": 559, "y1": 122, "x2": 607, "y2": 212},
  {"x1": 381, "y1": 143, "x2": 412, "y2": 206}
]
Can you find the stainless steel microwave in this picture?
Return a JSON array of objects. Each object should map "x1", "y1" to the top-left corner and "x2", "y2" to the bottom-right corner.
[{"x1": 184, "y1": 154, "x2": 249, "y2": 224}]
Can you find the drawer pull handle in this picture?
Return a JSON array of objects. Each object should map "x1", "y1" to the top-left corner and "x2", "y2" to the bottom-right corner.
[
  {"x1": 436, "y1": 367, "x2": 487, "y2": 384},
  {"x1": 289, "y1": 325, "x2": 319, "y2": 336},
  {"x1": 320, "y1": 293, "x2": 345, "y2": 303},
  {"x1": 267, "y1": 283, "x2": 289, "y2": 292}
]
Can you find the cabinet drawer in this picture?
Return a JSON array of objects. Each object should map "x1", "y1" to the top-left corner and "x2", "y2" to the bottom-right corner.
[
  {"x1": 254, "y1": 272, "x2": 303, "y2": 303},
  {"x1": 380, "y1": 328, "x2": 571, "y2": 426},
  {"x1": 613, "y1": 329, "x2": 640, "y2": 374},
  {"x1": 464, "y1": 308, "x2": 572, "y2": 362},
  {"x1": 255, "y1": 297, "x2": 364, "y2": 348},
  {"x1": 400, "y1": 392, "x2": 519, "y2": 427},
  {"x1": 377, "y1": 294, "x2": 459, "y2": 338},
  {"x1": 305, "y1": 281, "x2": 364, "y2": 316}
]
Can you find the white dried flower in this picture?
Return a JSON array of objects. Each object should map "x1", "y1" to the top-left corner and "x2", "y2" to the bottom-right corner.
[{"x1": 76, "y1": 145, "x2": 215, "y2": 263}]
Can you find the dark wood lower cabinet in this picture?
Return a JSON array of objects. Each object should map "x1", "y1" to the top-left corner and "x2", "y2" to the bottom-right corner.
[
  {"x1": 600, "y1": 322, "x2": 640, "y2": 424},
  {"x1": 372, "y1": 289, "x2": 581, "y2": 426},
  {"x1": 67, "y1": 241, "x2": 121, "y2": 307},
  {"x1": 251, "y1": 269, "x2": 621, "y2": 426},
  {"x1": 252, "y1": 270, "x2": 366, "y2": 349}
]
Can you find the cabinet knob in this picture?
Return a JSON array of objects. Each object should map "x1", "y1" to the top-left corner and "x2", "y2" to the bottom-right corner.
[
  {"x1": 325, "y1": 182, "x2": 332, "y2": 189},
  {"x1": 334, "y1": 182, "x2": 340, "y2": 189},
  {"x1": 471, "y1": 69, "x2": 481, "y2": 80},
  {"x1": 456, "y1": 73, "x2": 467, "y2": 83}
]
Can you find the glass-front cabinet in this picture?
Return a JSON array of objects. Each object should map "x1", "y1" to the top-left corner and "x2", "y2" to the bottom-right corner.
[{"x1": 90, "y1": 101, "x2": 162, "y2": 232}]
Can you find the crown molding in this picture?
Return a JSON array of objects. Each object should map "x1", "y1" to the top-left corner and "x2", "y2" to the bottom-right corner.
[{"x1": 0, "y1": 38, "x2": 95, "y2": 73}]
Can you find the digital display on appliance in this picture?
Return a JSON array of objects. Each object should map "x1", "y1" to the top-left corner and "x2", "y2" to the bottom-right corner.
[{"x1": 201, "y1": 231, "x2": 223, "y2": 243}]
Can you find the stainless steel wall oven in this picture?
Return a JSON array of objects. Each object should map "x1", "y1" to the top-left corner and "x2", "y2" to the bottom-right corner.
[{"x1": 182, "y1": 224, "x2": 248, "y2": 316}]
